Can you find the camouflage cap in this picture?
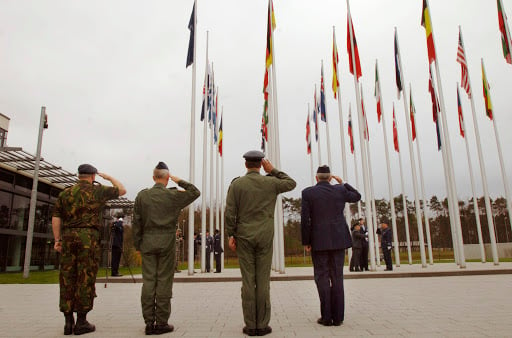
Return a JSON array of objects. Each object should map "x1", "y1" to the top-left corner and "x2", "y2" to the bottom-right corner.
[
  {"x1": 243, "y1": 150, "x2": 265, "y2": 161},
  {"x1": 78, "y1": 164, "x2": 98, "y2": 174}
]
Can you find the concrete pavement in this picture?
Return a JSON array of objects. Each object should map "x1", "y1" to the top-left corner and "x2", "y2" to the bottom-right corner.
[{"x1": 1, "y1": 262, "x2": 511, "y2": 337}]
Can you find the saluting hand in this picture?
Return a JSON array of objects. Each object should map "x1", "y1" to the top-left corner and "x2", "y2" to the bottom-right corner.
[
  {"x1": 229, "y1": 236, "x2": 237, "y2": 252},
  {"x1": 331, "y1": 175, "x2": 343, "y2": 184},
  {"x1": 170, "y1": 175, "x2": 181, "y2": 183},
  {"x1": 262, "y1": 159, "x2": 274, "y2": 173}
]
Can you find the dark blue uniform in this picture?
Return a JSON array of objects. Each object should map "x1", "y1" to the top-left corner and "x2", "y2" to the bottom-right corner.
[{"x1": 381, "y1": 226, "x2": 393, "y2": 270}]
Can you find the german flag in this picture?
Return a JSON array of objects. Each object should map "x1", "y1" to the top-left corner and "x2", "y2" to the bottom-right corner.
[
  {"x1": 421, "y1": 0, "x2": 436, "y2": 64},
  {"x1": 265, "y1": 0, "x2": 276, "y2": 69},
  {"x1": 332, "y1": 30, "x2": 340, "y2": 99}
]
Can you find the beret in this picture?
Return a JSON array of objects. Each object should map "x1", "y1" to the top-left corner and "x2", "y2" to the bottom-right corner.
[
  {"x1": 78, "y1": 164, "x2": 98, "y2": 174},
  {"x1": 243, "y1": 150, "x2": 265, "y2": 161},
  {"x1": 317, "y1": 165, "x2": 330, "y2": 174},
  {"x1": 155, "y1": 161, "x2": 169, "y2": 170}
]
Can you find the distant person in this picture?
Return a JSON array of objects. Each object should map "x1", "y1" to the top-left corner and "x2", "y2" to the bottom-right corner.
[
  {"x1": 205, "y1": 230, "x2": 213, "y2": 272},
  {"x1": 194, "y1": 232, "x2": 201, "y2": 263},
  {"x1": 301, "y1": 165, "x2": 361, "y2": 327},
  {"x1": 359, "y1": 218, "x2": 369, "y2": 271},
  {"x1": 175, "y1": 228, "x2": 183, "y2": 273},
  {"x1": 213, "y1": 229, "x2": 223, "y2": 273},
  {"x1": 52, "y1": 164, "x2": 126, "y2": 335},
  {"x1": 111, "y1": 217, "x2": 124, "y2": 277},
  {"x1": 379, "y1": 223, "x2": 393, "y2": 271},
  {"x1": 225, "y1": 150, "x2": 296, "y2": 336},
  {"x1": 351, "y1": 223, "x2": 364, "y2": 272},
  {"x1": 132, "y1": 161, "x2": 200, "y2": 335}
]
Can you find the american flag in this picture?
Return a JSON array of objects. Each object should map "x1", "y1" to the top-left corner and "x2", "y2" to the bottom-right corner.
[{"x1": 456, "y1": 29, "x2": 472, "y2": 98}]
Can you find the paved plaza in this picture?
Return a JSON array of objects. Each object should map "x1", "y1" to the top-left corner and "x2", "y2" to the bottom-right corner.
[{"x1": 1, "y1": 263, "x2": 511, "y2": 337}]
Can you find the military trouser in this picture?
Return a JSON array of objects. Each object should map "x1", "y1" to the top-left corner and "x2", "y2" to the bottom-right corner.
[
  {"x1": 236, "y1": 237, "x2": 273, "y2": 330},
  {"x1": 59, "y1": 228, "x2": 100, "y2": 313},
  {"x1": 141, "y1": 249, "x2": 175, "y2": 325}
]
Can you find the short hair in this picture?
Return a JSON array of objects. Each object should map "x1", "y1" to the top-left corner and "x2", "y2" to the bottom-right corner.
[
  {"x1": 78, "y1": 173, "x2": 94, "y2": 180},
  {"x1": 317, "y1": 173, "x2": 330, "y2": 181},
  {"x1": 153, "y1": 168, "x2": 169, "y2": 179},
  {"x1": 245, "y1": 160, "x2": 261, "y2": 169}
]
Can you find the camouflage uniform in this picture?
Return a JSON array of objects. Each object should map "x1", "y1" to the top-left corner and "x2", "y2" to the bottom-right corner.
[
  {"x1": 225, "y1": 168, "x2": 296, "y2": 331},
  {"x1": 53, "y1": 180, "x2": 119, "y2": 313},
  {"x1": 132, "y1": 180, "x2": 200, "y2": 326}
]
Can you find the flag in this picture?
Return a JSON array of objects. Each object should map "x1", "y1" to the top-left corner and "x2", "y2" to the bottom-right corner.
[
  {"x1": 186, "y1": 2, "x2": 195, "y2": 68},
  {"x1": 348, "y1": 107, "x2": 354, "y2": 154},
  {"x1": 421, "y1": 0, "x2": 436, "y2": 64},
  {"x1": 374, "y1": 61, "x2": 382, "y2": 122},
  {"x1": 482, "y1": 60, "x2": 493, "y2": 120},
  {"x1": 347, "y1": 14, "x2": 362, "y2": 79},
  {"x1": 497, "y1": 0, "x2": 512, "y2": 64},
  {"x1": 361, "y1": 86, "x2": 369, "y2": 140},
  {"x1": 212, "y1": 89, "x2": 218, "y2": 143},
  {"x1": 428, "y1": 67, "x2": 442, "y2": 150},
  {"x1": 200, "y1": 63, "x2": 210, "y2": 121},
  {"x1": 306, "y1": 113, "x2": 311, "y2": 155},
  {"x1": 332, "y1": 30, "x2": 340, "y2": 99},
  {"x1": 262, "y1": 69, "x2": 269, "y2": 141},
  {"x1": 313, "y1": 89, "x2": 319, "y2": 141},
  {"x1": 320, "y1": 64, "x2": 327, "y2": 122},
  {"x1": 457, "y1": 29, "x2": 472, "y2": 98},
  {"x1": 218, "y1": 113, "x2": 223, "y2": 155},
  {"x1": 265, "y1": 0, "x2": 276, "y2": 69},
  {"x1": 394, "y1": 31, "x2": 403, "y2": 99},
  {"x1": 392, "y1": 106, "x2": 399, "y2": 152},
  {"x1": 409, "y1": 91, "x2": 417, "y2": 141},
  {"x1": 457, "y1": 86, "x2": 465, "y2": 138}
]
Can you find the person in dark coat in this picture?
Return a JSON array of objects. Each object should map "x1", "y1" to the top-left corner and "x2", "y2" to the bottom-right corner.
[
  {"x1": 301, "y1": 165, "x2": 361, "y2": 327},
  {"x1": 379, "y1": 223, "x2": 393, "y2": 271},
  {"x1": 205, "y1": 230, "x2": 213, "y2": 272},
  {"x1": 213, "y1": 229, "x2": 223, "y2": 273},
  {"x1": 351, "y1": 223, "x2": 364, "y2": 272},
  {"x1": 358, "y1": 218, "x2": 369, "y2": 271},
  {"x1": 111, "y1": 217, "x2": 124, "y2": 277}
]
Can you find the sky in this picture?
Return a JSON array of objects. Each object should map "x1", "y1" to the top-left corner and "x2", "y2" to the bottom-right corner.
[{"x1": 1, "y1": 0, "x2": 511, "y2": 209}]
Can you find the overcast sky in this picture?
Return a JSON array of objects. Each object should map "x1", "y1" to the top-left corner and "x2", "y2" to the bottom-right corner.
[{"x1": 1, "y1": 0, "x2": 511, "y2": 207}]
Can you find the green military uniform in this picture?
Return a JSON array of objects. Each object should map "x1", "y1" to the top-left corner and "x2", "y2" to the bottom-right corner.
[
  {"x1": 225, "y1": 160, "x2": 296, "y2": 331},
  {"x1": 132, "y1": 179, "x2": 200, "y2": 327},
  {"x1": 53, "y1": 180, "x2": 119, "y2": 314}
]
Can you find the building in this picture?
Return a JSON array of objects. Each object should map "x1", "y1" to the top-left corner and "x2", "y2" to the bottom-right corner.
[{"x1": 0, "y1": 114, "x2": 133, "y2": 272}]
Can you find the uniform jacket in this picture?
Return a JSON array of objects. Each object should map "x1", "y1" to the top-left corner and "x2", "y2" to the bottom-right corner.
[
  {"x1": 205, "y1": 235, "x2": 213, "y2": 253},
  {"x1": 112, "y1": 220, "x2": 124, "y2": 248},
  {"x1": 132, "y1": 180, "x2": 200, "y2": 254},
  {"x1": 301, "y1": 182, "x2": 361, "y2": 251},
  {"x1": 381, "y1": 227, "x2": 393, "y2": 249},
  {"x1": 351, "y1": 228, "x2": 365, "y2": 249},
  {"x1": 213, "y1": 233, "x2": 223, "y2": 254},
  {"x1": 225, "y1": 168, "x2": 296, "y2": 242}
]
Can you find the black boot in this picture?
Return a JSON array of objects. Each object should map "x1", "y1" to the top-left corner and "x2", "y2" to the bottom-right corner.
[
  {"x1": 74, "y1": 312, "x2": 95, "y2": 335},
  {"x1": 64, "y1": 312, "x2": 75, "y2": 335}
]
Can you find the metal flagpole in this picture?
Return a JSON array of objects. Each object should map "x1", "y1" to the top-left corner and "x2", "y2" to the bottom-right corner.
[
  {"x1": 394, "y1": 104, "x2": 413, "y2": 265},
  {"x1": 200, "y1": 32, "x2": 209, "y2": 273},
  {"x1": 375, "y1": 60, "x2": 400, "y2": 267},
  {"x1": 315, "y1": 85, "x2": 322, "y2": 167},
  {"x1": 347, "y1": 0, "x2": 376, "y2": 271},
  {"x1": 457, "y1": 84, "x2": 485, "y2": 263},
  {"x1": 308, "y1": 107, "x2": 315, "y2": 187},
  {"x1": 209, "y1": 81, "x2": 215, "y2": 272},
  {"x1": 321, "y1": 60, "x2": 332, "y2": 168},
  {"x1": 395, "y1": 28, "x2": 427, "y2": 267},
  {"x1": 220, "y1": 111, "x2": 225, "y2": 270},
  {"x1": 350, "y1": 104, "x2": 362, "y2": 218},
  {"x1": 23, "y1": 107, "x2": 47, "y2": 278}
]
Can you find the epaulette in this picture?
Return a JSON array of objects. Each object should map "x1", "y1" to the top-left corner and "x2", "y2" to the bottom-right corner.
[{"x1": 230, "y1": 176, "x2": 240, "y2": 184}]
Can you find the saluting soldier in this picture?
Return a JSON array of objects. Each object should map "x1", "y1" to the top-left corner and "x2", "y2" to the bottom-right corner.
[
  {"x1": 132, "y1": 162, "x2": 200, "y2": 335},
  {"x1": 225, "y1": 150, "x2": 296, "y2": 337},
  {"x1": 52, "y1": 164, "x2": 126, "y2": 335}
]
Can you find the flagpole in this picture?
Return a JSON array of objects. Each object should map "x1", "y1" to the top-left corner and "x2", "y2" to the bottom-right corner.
[
  {"x1": 215, "y1": 99, "x2": 220, "y2": 246},
  {"x1": 308, "y1": 107, "x2": 315, "y2": 186},
  {"x1": 375, "y1": 60, "x2": 400, "y2": 267},
  {"x1": 350, "y1": 104, "x2": 362, "y2": 217},
  {"x1": 200, "y1": 31, "x2": 209, "y2": 273},
  {"x1": 395, "y1": 28, "x2": 427, "y2": 268},
  {"x1": 321, "y1": 60, "x2": 332, "y2": 168},
  {"x1": 315, "y1": 85, "x2": 322, "y2": 167},
  {"x1": 410, "y1": 85, "x2": 433, "y2": 265},
  {"x1": 460, "y1": 24, "x2": 496, "y2": 264},
  {"x1": 186, "y1": 0, "x2": 197, "y2": 276},
  {"x1": 220, "y1": 108, "x2": 225, "y2": 271},
  {"x1": 347, "y1": 0, "x2": 376, "y2": 271},
  {"x1": 395, "y1": 104, "x2": 413, "y2": 265},
  {"x1": 208, "y1": 65, "x2": 216, "y2": 272},
  {"x1": 426, "y1": 0, "x2": 466, "y2": 268},
  {"x1": 457, "y1": 84, "x2": 486, "y2": 263},
  {"x1": 483, "y1": 59, "x2": 512, "y2": 244}
]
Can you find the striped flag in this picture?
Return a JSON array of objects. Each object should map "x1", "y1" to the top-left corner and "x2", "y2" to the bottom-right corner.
[
  {"x1": 306, "y1": 113, "x2": 311, "y2": 155},
  {"x1": 428, "y1": 68, "x2": 442, "y2": 150},
  {"x1": 347, "y1": 14, "x2": 362, "y2": 79},
  {"x1": 421, "y1": 0, "x2": 436, "y2": 64},
  {"x1": 313, "y1": 89, "x2": 319, "y2": 141},
  {"x1": 320, "y1": 64, "x2": 327, "y2": 122},
  {"x1": 497, "y1": 0, "x2": 512, "y2": 64},
  {"x1": 361, "y1": 86, "x2": 369, "y2": 140},
  {"x1": 409, "y1": 91, "x2": 417, "y2": 141},
  {"x1": 392, "y1": 106, "x2": 399, "y2": 152},
  {"x1": 200, "y1": 63, "x2": 211, "y2": 121},
  {"x1": 457, "y1": 86, "x2": 465, "y2": 138},
  {"x1": 481, "y1": 60, "x2": 493, "y2": 120},
  {"x1": 186, "y1": 2, "x2": 195, "y2": 68},
  {"x1": 332, "y1": 30, "x2": 340, "y2": 99},
  {"x1": 262, "y1": 69, "x2": 269, "y2": 141},
  {"x1": 265, "y1": 0, "x2": 276, "y2": 69},
  {"x1": 218, "y1": 113, "x2": 223, "y2": 155},
  {"x1": 394, "y1": 31, "x2": 403, "y2": 99},
  {"x1": 348, "y1": 107, "x2": 354, "y2": 154},
  {"x1": 457, "y1": 29, "x2": 472, "y2": 98},
  {"x1": 374, "y1": 61, "x2": 382, "y2": 122}
]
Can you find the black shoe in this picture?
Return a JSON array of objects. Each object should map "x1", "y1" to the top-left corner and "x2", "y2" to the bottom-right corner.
[
  {"x1": 317, "y1": 318, "x2": 332, "y2": 326},
  {"x1": 64, "y1": 313, "x2": 75, "y2": 335},
  {"x1": 111, "y1": 273, "x2": 123, "y2": 277},
  {"x1": 73, "y1": 321, "x2": 95, "y2": 335},
  {"x1": 243, "y1": 326, "x2": 258, "y2": 336},
  {"x1": 257, "y1": 326, "x2": 272, "y2": 336},
  {"x1": 332, "y1": 320, "x2": 343, "y2": 326},
  {"x1": 145, "y1": 323, "x2": 154, "y2": 335},
  {"x1": 214, "y1": 271, "x2": 221, "y2": 273},
  {"x1": 153, "y1": 323, "x2": 174, "y2": 335}
]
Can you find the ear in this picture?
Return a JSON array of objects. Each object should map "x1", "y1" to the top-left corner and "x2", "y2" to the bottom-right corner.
[{"x1": 315, "y1": 175, "x2": 319, "y2": 182}]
